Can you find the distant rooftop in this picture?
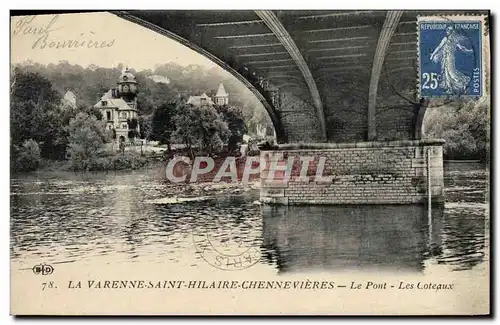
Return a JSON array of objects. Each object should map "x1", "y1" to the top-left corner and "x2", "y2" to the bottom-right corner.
[
  {"x1": 215, "y1": 82, "x2": 228, "y2": 97},
  {"x1": 187, "y1": 93, "x2": 215, "y2": 106},
  {"x1": 62, "y1": 90, "x2": 77, "y2": 108},
  {"x1": 94, "y1": 90, "x2": 135, "y2": 110}
]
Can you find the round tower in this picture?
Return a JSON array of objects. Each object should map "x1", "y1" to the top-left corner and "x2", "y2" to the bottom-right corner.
[{"x1": 117, "y1": 68, "x2": 138, "y2": 102}]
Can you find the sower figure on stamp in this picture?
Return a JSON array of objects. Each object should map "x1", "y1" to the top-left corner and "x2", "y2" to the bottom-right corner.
[{"x1": 430, "y1": 25, "x2": 474, "y2": 94}]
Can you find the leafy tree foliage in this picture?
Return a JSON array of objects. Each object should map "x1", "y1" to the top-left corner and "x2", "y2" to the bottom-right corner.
[
  {"x1": 12, "y1": 61, "x2": 272, "y2": 128},
  {"x1": 423, "y1": 97, "x2": 490, "y2": 161},
  {"x1": 66, "y1": 112, "x2": 108, "y2": 171},
  {"x1": 10, "y1": 68, "x2": 68, "y2": 160},
  {"x1": 127, "y1": 117, "x2": 139, "y2": 142},
  {"x1": 218, "y1": 105, "x2": 247, "y2": 152},
  {"x1": 172, "y1": 104, "x2": 229, "y2": 155},
  {"x1": 138, "y1": 114, "x2": 153, "y2": 140},
  {"x1": 151, "y1": 102, "x2": 178, "y2": 150},
  {"x1": 11, "y1": 139, "x2": 41, "y2": 172}
]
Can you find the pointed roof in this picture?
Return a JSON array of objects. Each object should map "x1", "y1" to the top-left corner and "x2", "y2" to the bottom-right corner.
[
  {"x1": 215, "y1": 82, "x2": 228, "y2": 97},
  {"x1": 62, "y1": 90, "x2": 77, "y2": 108},
  {"x1": 187, "y1": 93, "x2": 215, "y2": 106},
  {"x1": 64, "y1": 90, "x2": 76, "y2": 99},
  {"x1": 94, "y1": 90, "x2": 135, "y2": 111}
]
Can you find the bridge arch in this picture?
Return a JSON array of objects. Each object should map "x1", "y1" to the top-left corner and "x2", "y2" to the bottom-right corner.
[
  {"x1": 114, "y1": 11, "x2": 287, "y2": 143},
  {"x1": 113, "y1": 10, "x2": 476, "y2": 144},
  {"x1": 105, "y1": 9, "x2": 486, "y2": 206}
]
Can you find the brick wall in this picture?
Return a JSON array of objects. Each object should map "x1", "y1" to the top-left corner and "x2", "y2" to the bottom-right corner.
[
  {"x1": 260, "y1": 139, "x2": 445, "y2": 205},
  {"x1": 278, "y1": 91, "x2": 324, "y2": 142},
  {"x1": 277, "y1": 89, "x2": 419, "y2": 143},
  {"x1": 323, "y1": 92, "x2": 367, "y2": 142},
  {"x1": 376, "y1": 105, "x2": 416, "y2": 141}
]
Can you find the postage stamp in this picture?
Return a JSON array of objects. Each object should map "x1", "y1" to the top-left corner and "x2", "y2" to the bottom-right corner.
[{"x1": 418, "y1": 15, "x2": 486, "y2": 98}]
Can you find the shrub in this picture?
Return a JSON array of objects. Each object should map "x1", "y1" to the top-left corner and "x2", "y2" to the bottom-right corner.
[
  {"x1": 88, "y1": 157, "x2": 113, "y2": 171},
  {"x1": 66, "y1": 113, "x2": 107, "y2": 171},
  {"x1": 82, "y1": 153, "x2": 148, "y2": 171},
  {"x1": 110, "y1": 153, "x2": 147, "y2": 170},
  {"x1": 247, "y1": 149, "x2": 260, "y2": 156},
  {"x1": 11, "y1": 139, "x2": 42, "y2": 172}
]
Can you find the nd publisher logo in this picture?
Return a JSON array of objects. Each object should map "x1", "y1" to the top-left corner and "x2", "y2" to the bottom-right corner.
[{"x1": 32, "y1": 263, "x2": 54, "y2": 275}]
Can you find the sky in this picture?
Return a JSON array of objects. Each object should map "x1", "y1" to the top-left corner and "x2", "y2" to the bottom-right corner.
[{"x1": 10, "y1": 12, "x2": 219, "y2": 71}]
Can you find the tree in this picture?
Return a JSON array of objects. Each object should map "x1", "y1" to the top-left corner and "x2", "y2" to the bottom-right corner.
[
  {"x1": 11, "y1": 67, "x2": 60, "y2": 105},
  {"x1": 218, "y1": 105, "x2": 247, "y2": 152},
  {"x1": 66, "y1": 112, "x2": 108, "y2": 171},
  {"x1": 14, "y1": 61, "x2": 266, "y2": 132},
  {"x1": 247, "y1": 107, "x2": 274, "y2": 137},
  {"x1": 10, "y1": 68, "x2": 68, "y2": 160},
  {"x1": 151, "y1": 102, "x2": 178, "y2": 151},
  {"x1": 172, "y1": 103, "x2": 229, "y2": 156},
  {"x1": 11, "y1": 139, "x2": 41, "y2": 172},
  {"x1": 138, "y1": 114, "x2": 153, "y2": 140},
  {"x1": 423, "y1": 97, "x2": 490, "y2": 161},
  {"x1": 35, "y1": 106, "x2": 69, "y2": 160},
  {"x1": 11, "y1": 61, "x2": 278, "y2": 162},
  {"x1": 127, "y1": 117, "x2": 139, "y2": 144},
  {"x1": 81, "y1": 104, "x2": 103, "y2": 120},
  {"x1": 10, "y1": 100, "x2": 35, "y2": 145}
]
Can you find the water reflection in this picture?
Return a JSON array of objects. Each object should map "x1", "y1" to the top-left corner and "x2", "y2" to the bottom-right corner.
[
  {"x1": 10, "y1": 163, "x2": 488, "y2": 274},
  {"x1": 261, "y1": 204, "x2": 445, "y2": 274}
]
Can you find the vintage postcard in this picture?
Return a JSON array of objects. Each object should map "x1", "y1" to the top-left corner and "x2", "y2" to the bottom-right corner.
[{"x1": 10, "y1": 10, "x2": 491, "y2": 315}]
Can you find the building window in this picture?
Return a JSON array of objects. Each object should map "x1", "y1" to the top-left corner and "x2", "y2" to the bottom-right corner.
[
  {"x1": 101, "y1": 101, "x2": 107, "y2": 106},
  {"x1": 121, "y1": 112, "x2": 127, "y2": 119},
  {"x1": 106, "y1": 111, "x2": 111, "y2": 121},
  {"x1": 122, "y1": 123, "x2": 128, "y2": 129}
]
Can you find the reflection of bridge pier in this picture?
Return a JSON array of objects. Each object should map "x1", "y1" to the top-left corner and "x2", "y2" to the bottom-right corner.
[{"x1": 261, "y1": 203, "x2": 444, "y2": 274}]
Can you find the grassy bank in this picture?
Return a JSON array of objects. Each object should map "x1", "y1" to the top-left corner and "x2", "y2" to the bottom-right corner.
[{"x1": 15, "y1": 152, "x2": 164, "y2": 174}]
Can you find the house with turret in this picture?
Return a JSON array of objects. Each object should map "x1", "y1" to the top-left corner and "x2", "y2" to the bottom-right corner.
[
  {"x1": 187, "y1": 82, "x2": 229, "y2": 107},
  {"x1": 94, "y1": 68, "x2": 140, "y2": 144},
  {"x1": 213, "y1": 82, "x2": 229, "y2": 106}
]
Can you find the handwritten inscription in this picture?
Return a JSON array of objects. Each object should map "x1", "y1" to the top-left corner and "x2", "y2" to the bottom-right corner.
[{"x1": 12, "y1": 15, "x2": 115, "y2": 50}]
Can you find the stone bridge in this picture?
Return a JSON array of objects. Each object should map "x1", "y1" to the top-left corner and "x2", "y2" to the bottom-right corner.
[{"x1": 113, "y1": 10, "x2": 478, "y2": 205}]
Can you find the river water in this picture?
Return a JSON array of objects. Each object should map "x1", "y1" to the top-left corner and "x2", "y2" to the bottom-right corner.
[{"x1": 10, "y1": 162, "x2": 488, "y2": 276}]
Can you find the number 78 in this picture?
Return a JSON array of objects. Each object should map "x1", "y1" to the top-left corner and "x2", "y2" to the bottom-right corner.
[{"x1": 422, "y1": 72, "x2": 439, "y2": 89}]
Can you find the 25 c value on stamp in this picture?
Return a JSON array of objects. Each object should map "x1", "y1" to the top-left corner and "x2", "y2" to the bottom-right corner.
[{"x1": 418, "y1": 15, "x2": 486, "y2": 98}]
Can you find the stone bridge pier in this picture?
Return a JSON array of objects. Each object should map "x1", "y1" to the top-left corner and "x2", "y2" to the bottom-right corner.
[
  {"x1": 259, "y1": 140, "x2": 444, "y2": 205},
  {"x1": 113, "y1": 10, "x2": 459, "y2": 204}
]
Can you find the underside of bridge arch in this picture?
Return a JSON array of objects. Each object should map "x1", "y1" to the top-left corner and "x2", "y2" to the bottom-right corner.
[
  {"x1": 112, "y1": 9, "x2": 487, "y2": 205},
  {"x1": 113, "y1": 9, "x2": 476, "y2": 145}
]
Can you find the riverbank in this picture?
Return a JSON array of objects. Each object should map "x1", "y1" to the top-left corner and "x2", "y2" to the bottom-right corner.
[
  {"x1": 25, "y1": 145, "x2": 258, "y2": 174},
  {"x1": 11, "y1": 154, "x2": 261, "y2": 199},
  {"x1": 25, "y1": 152, "x2": 165, "y2": 173}
]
